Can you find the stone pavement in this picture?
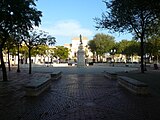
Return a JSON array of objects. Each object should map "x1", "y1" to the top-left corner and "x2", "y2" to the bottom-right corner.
[{"x1": 0, "y1": 66, "x2": 160, "y2": 120}]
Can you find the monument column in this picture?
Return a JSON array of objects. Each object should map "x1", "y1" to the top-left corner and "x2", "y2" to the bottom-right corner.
[{"x1": 77, "y1": 34, "x2": 85, "y2": 67}]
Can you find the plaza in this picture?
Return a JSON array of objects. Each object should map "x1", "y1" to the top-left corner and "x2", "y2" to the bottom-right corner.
[
  {"x1": 1, "y1": 0, "x2": 160, "y2": 119},
  {"x1": 0, "y1": 65, "x2": 160, "y2": 120}
]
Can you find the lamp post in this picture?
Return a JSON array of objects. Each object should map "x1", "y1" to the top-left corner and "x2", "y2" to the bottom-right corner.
[{"x1": 111, "y1": 49, "x2": 116, "y2": 66}]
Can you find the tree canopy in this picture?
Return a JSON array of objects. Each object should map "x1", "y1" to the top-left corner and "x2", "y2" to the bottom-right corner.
[
  {"x1": 95, "y1": 0, "x2": 160, "y2": 73},
  {"x1": 116, "y1": 40, "x2": 131, "y2": 54},
  {"x1": 0, "y1": 0, "x2": 42, "y2": 40},
  {"x1": 88, "y1": 33, "x2": 115, "y2": 61},
  {"x1": 23, "y1": 30, "x2": 55, "y2": 74},
  {"x1": 146, "y1": 35, "x2": 160, "y2": 61},
  {"x1": 124, "y1": 40, "x2": 140, "y2": 57},
  {"x1": 0, "y1": 0, "x2": 42, "y2": 81},
  {"x1": 53, "y1": 46, "x2": 69, "y2": 61}
]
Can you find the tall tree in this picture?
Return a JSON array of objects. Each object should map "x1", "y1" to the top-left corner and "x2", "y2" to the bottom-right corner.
[
  {"x1": 146, "y1": 36, "x2": 160, "y2": 62},
  {"x1": 124, "y1": 40, "x2": 140, "y2": 62},
  {"x1": 0, "y1": 0, "x2": 42, "y2": 81},
  {"x1": 23, "y1": 30, "x2": 56, "y2": 74},
  {"x1": 34, "y1": 44, "x2": 49, "y2": 63},
  {"x1": 95, "y1": 0, "x2": 160, "y2": 73},
  {"x1": 88, "y1": 33, "x2": 115, "y2": 62},
  {"x1": 116, "y1": 40, "x2": 131, "y2": 54},
  {"x1": 88, "y1": 40, "x2": 96, "y2": 62},
  {"x1": 3, "y1": 36, "x2": 15, "y2": 71},
  {"x1": 19, "y1": 45, "x2": 28, "y2": 64}
]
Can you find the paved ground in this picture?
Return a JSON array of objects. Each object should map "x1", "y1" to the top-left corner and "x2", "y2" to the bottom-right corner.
[{"x1": 0, "y1": 66, "x2": 160, "y2": 120}]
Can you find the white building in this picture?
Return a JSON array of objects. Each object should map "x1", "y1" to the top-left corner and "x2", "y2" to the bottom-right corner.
[{"x1": 64, "y1": 36, "x2": 93, "y2": 62}]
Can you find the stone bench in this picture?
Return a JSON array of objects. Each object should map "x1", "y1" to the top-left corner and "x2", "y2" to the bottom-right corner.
[
  {"x1": 24, "y1": 77, "x2": 51, "y2": 96},
  {"x1": 104, "y1": 71, "x2": 117, "y2": 80},
  {"x1": 50, "y1": 71, "x2": 62, "y2": 80},
  {"x1": 118, "y1": 76, "x2": 149, "y2": 95}
]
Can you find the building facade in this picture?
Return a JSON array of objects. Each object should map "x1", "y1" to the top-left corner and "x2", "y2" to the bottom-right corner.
[{"x1": 64, "y1": 36, "x2": 93, "y2": 62}]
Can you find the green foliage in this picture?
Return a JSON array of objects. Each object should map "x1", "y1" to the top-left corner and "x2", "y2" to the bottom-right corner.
[
  {"x1": 116, "y1": 39, "x2": 140, "y2": 56},
  {"x1": 0, "y1": 0, "x2": 42, "y2": 44},
  {"x1": 95, "y1": 0, "x2": 160, "y2": 36},
  {"x1": 146, "y1": 36, "x2": 160, "y2": 58},
  {"x1": 23, "y1": 30, "x2": 56, "y2": 49},
  {"x1": 34, "y1": 45, "x2": 49, "y2": 57},
  {"x1": 88, "y1": 40, "x2": 96, "y2": 54},
  {"x1": 88, "y1": 33, "x2": 115, "y2": 56},
  {"x1": 95, "y1": 0, "x2": 160, "y2": 72},
  {"x1": 22, "y1": 30, "x2": 56, "y2": 74},
  {"x1": 0, "y1": 0, "x2": 42, "y2": 80},
  {"x1": 124, "y1": 40, "x2": 140, "y2": 56},
  {"x1": 53, "y1": 46, "x2": 69, "y2": 60},
  {"x1": 116, "y1": 40, "x2": 131, "y2": 54},
  {"x1": 19, "y1": 45, "x2": 28, "y2": 57},
  {"x1": 94, "y1": 33, "x2": 115, "y2": 55}
]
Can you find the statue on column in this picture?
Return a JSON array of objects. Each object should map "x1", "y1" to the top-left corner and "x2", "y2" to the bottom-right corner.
[
  {"x1": 77, "y1": 34, "x2": 85, "y2": 67},
  {"x1": 80, "y1": 34, "x2": 83, "y2": 45}
]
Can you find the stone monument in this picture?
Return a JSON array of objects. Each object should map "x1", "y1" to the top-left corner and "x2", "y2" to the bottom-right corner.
[{"x1": 77, "y1": 34, "x2": 85, "y2": 67}]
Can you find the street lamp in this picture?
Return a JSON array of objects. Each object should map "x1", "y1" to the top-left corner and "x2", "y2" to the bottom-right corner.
[{"x1": 111, "y1": 49, "x2": 116, "y2": 66}]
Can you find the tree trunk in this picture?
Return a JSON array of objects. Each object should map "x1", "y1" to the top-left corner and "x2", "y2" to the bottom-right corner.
[
  {"x1": 24, "y1": 50, "x2": 27, "y2": 64},
  {"x1": 17, "y1": 43, "x2": 20, "y2": 72},
  {"x1": 29, "y1": 47, "x2": 32, "y2": 74},
  {"x1": 7, "y1": 48, "x2": 11, "y2": 71},
  {"x1": 140, "y1": 36, "x2": 144, "y2": 73},
  {"x1": 0, "y1": 44, "x2": 8, "y2": 81},
  {"x1": 92, "y1": 52, "x2": 95, "y2": 62},
  {"x1": 100, "y1": 56, "x2": 103, "y2": 62},
  {"x1": 131, "y1": 55, "x2": 133, "y2": 63},
  {"x1": 96, "y1": 54, "x2": 98, "y2": 62}
]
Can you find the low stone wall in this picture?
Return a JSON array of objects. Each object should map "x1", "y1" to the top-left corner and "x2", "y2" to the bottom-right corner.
[
  {"x1": 93, "y1": 63, "x2": 140, "y2": 67},
  {"x1": 50, "y1": 71, "x2": 62, "y2": 80},
  {"x1": 118, "y1": 76, "x2": 149, "y2": 95},
  {"x1": 24, "y1": 77, "x2": 51, "y2": 96},
  {"x1": 104, "y1": 71, "x2": 117, "y2": 80}
]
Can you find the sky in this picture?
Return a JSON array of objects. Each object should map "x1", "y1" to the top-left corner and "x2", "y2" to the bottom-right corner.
[{"x1": 36, "y1": 0, "x2": 132, "y2": 46}]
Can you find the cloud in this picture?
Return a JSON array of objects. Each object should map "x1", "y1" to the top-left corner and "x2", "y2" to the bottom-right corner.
[{"x1": 39, "y1": 20, "x2": 93, "y2": 37}]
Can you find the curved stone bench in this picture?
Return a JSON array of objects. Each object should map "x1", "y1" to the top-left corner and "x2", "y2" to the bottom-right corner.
[
  {"x1": 118, "y1": 76, "x2": 149, "y2": 95},
  {"x1": 24, "y1": 77, "x2": 51, "y2": 96}
]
